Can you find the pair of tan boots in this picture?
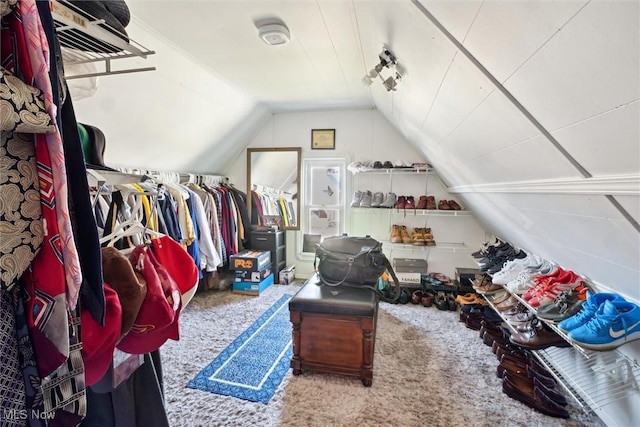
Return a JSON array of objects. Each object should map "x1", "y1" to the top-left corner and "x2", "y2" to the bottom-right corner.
[{"x1": 390, "y1": 225, "x2": 435, "y2": 246}]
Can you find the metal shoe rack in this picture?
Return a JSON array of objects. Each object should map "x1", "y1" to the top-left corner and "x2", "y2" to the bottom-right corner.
[
  {"x1": 350, "y1": 167, "x2": 477, "y2": 254},
  {"x1": 482, "y1": 288, "x2": 640, "y2": 426},
  {"x1": 51, "y1": 0, "x2": 155, "y2": 79}
]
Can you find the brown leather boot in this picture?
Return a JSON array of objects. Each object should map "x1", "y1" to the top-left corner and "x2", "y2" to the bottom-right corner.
[
  {"x1": 426, "y1": 195, "x2": 436, "y2": 210},
  {"x1": 412, "y1": 228, "x2": 426, "y2": 246},
  {"x1": 400, "y1": 225, "x2": 412, "y2": 244},
  {"x1": 438, "y1": 199, "x2": 450, "y2": 210},
  {"x1": 390, "y1": 225, "x2": 402, "y2": 243},
  {"x1": 416, "y1": 195, "x2": 428, "y2": 209}
]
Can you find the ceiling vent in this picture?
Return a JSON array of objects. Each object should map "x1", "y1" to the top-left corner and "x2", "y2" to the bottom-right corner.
[{"x1": 258, "y1": 23, "x2": 290, "y2": 46}]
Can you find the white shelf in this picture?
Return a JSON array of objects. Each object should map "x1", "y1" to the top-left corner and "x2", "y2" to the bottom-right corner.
[
  {"x1": 382, "y1": 240, "x2": 472, "y2": 253},
  {"x1": 353, "y1": 167, "x2": 431, "y2": 175},
  {"x1": 483, "y1": 285, "x2": 640, "y2": 421},
  {"x1": 51, "y1": 0, "x2": 156, "y2": 79},
  {"x1": 351, "y1": 207, "x2": 471, "y2": 216}
]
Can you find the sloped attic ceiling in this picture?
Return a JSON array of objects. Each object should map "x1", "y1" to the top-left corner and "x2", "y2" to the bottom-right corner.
[
  {"x1": 74, "y1": 0, "x2": 639, "y2": 296},
  {"x1": 79, "y1": 0, "x2": 638, "y2": 180}
]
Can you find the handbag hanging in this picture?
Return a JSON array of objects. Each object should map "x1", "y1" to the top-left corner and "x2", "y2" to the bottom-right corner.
[{"x1": 314, "y1": 234, "x2": 401, "y2": 303}]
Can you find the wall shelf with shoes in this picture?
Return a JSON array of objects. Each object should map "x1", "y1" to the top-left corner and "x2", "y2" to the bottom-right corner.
[
  {"x1": 385, "y1": 241, "x2": 471, "y2": 253},
  {"x1": 478, "y1": 252, "x2": 640, "y2": 426},
  {"x1": 51, "y1": 0, "x2": 156, "y2": 79},
  {"x1": 349, "y1": 165, "x2": 486, "y2": 278},
  {"x1": 350, "y1": 207, "x2": 472, "y2": 216}
]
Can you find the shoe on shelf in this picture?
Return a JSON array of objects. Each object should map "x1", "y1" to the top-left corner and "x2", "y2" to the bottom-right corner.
[
  {"x1": 557, "y1": 292, "x2": 625, "y2": 332},
  {"x1": 371, "y1": 191, "x2": 384, "y2": 208},
  {"x1": 373, "y1": 161, "x2": 383, "y2": 169},
  {"x1": 426, "y1": 195, "x2": 437, "y2": 210},
  {"x1": 416, "y1": 195, "x2": 428, "y2": 209},
  {"x1": 394, "y1": 195, "x2": 406, "y2": 209},
  {"x1": 380, "y1": 192, "x2": 397, "y2": 208},
  {"x1": 536, "y1": 288, "x2": 588, "y2": 322},
  {"x1": 509, "y1": 319, "x2": 572, "y2": 350},
  {"x1": 472, "y1": 238, "x2": 506, "y2": 259},
  {"x1": 438, "y1": 199, "x2": 450, "y2": 210},
  {"x1": 350, "y1": 190, "x2": 362, "y2": 207},
  {"x1": 448, "y1": 200, "x2": 462, "y2": 210},
  {"x1": 411, "y1": 228, "x2": 426, "y2": 246},
  {"x1": 383, "y1": 160, "x2": 394, "y2": 169},
  {"x1": 399, "y1": 225, "x2": 412, "y2": 244},
  {"x1": 389, "y1": 225, "x2": 403, "y2": 243},
  {"x1": 567, "y1": 299, "x2": 640, "y2": 351},
  {"x1": 528, "y1": 279, "x2": 587, "y2": 308},
  {"x1": 359, "y1": 190, "x2": 372, "y2": 207},
  {"x1": 405, "y1": 195, "x2": 416, "y2": 211}
]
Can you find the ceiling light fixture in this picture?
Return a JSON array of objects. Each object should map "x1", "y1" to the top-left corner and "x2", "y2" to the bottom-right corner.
[
  {"x1": 362, "y1": 47, "x2": 402, "y2": 92},
  {"x1": 257, "y1": 23, "x2": 290, "y2": 46}
]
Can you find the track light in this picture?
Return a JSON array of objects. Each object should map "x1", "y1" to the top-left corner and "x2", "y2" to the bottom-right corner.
[{"x1": 361, "y1": 47, "x2": 402, "y2": 91}]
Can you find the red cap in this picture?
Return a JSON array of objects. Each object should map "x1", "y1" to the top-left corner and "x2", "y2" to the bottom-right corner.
[
  {"x1": 150, "y1": 236, "x2": 199, "y2": 308},
  {"x1": 117, "y1": 246, "x2": 181, "y2": 355},
  {"x1": 81, "y1": 283, "x2": 122, "y2": 386}
]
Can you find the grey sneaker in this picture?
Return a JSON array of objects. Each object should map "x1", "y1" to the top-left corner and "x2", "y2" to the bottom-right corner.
[
  {"x1": 380, "y1": 192, "x2": 397, "y2": 208},
  {"x1": 371, "y1": 191, "x2": 384, "y2": 208},
  {"x1": 350, "y1": 190, "x2": 363, "y2": 207},
  {"x1": 359, "y1": 190, "x2": 373, "y2": 208}
]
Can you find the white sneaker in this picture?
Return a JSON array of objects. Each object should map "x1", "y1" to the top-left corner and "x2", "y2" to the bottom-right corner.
[
  {"x1": 506, "y1": 270, "x2": 535, "y2": 294},
  {"x1": 492, "y1": 254, "x2": 542, "y2": 285}
]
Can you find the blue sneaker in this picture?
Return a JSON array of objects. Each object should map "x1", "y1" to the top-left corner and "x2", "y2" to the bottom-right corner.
[
  {"x1": 557, "y1": 292, "x2": 624, "y2": 332},
  {"x1": 568, "y1": 300, "x2": 640, "y2": 351}
]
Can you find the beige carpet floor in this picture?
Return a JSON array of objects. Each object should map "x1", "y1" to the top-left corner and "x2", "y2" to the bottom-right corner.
[{"x1": 160, "y1": 282, "x2": 602, "y2": 427}]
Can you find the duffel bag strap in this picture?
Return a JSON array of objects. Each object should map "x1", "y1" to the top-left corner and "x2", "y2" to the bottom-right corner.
[{"x1": 314, "y1": 252, "x2": 402, "y2": 304}]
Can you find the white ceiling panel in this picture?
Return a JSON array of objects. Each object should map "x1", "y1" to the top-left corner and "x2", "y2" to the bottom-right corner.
[
  {"x1": 551, "y1": 101, "x2": 640, "y2": 176},
  {"x1": 421, "y1": 53, "x2": 494, "y2": 142},
  {"x1": 417, "y1": 0, "x2": 483, "y2": 43},
  {"x1": 502, "y1": 0, "x2": 640, "y2": 130},
  {"x1": 444, "y1": 90, "x2": 540, "y2": 163},
  {"x1": 462, "y1": 135, "x2": 583, "y2": 184},
  {"x1": 462, "y1": 0, "x2": 588, "y2": 83}
]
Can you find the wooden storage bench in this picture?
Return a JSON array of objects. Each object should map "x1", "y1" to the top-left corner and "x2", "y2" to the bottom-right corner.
[{"x1": 289, "y1": 276, "x2": 379, "y2": 386}]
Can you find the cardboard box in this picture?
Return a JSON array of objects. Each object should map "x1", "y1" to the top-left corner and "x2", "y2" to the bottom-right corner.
[
  {"x1": 233, "y1": 274, "x2": 274, "y2": 296},
  {"x1": 393, "y1": 258, "x2": 428, "y2": 273},
  {"x1": 230, "y1": 250, "x2": 271, "y2": 272},
  {"x1": 393, "y1": 258, "x2": 427, "y2": 285},
  {"x1": 279, "y1": 265, "x2": 296, "y2": 285},
  {"x1": 234, "y1": 263, "x2": 272, "y2": 283}
]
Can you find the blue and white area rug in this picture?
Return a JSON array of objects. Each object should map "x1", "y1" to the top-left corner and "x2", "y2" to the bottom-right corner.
[{"x1": 187, "y1": 294, "x2": 293, "y2": 404}]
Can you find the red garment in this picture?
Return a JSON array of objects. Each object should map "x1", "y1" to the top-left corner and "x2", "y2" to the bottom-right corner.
[{"x1": 3, "y1": 7, "x2": 68, "y2": 377}]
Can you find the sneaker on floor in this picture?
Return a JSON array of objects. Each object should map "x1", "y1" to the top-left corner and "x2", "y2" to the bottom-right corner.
[
  {"x1": 568, "y1": 300, "x2": 640, "y2": 351},
  {"x1": 350, "y1": 190, "x2": 362, "y2": 207},
  {"x1": 557, "y1": 292, "x2": 626, "y2": 333}
]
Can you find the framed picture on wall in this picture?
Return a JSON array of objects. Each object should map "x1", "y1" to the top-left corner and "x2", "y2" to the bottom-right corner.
[{"x1": 311, "y1": 129, "x2": 335, "y2": 150}]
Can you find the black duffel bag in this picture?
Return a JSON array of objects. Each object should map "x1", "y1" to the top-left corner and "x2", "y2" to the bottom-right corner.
[{"x1": 314, "y1": 234, "x2": 401, "y2": 302}]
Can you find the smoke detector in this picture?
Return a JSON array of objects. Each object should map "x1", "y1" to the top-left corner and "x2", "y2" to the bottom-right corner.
[{"x1": 258, "y1": 23, "x2": 290, "y2": 46}]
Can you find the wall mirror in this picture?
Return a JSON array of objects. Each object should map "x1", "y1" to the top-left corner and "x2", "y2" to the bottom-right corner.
[{"x1": 247, "y1": 147, "x2": 301, "y2": 230}]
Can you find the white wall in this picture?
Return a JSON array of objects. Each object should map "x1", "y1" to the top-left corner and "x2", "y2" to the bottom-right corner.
[{"x1": 72, "y1": 17, "x2": 269, "y2": 174}]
